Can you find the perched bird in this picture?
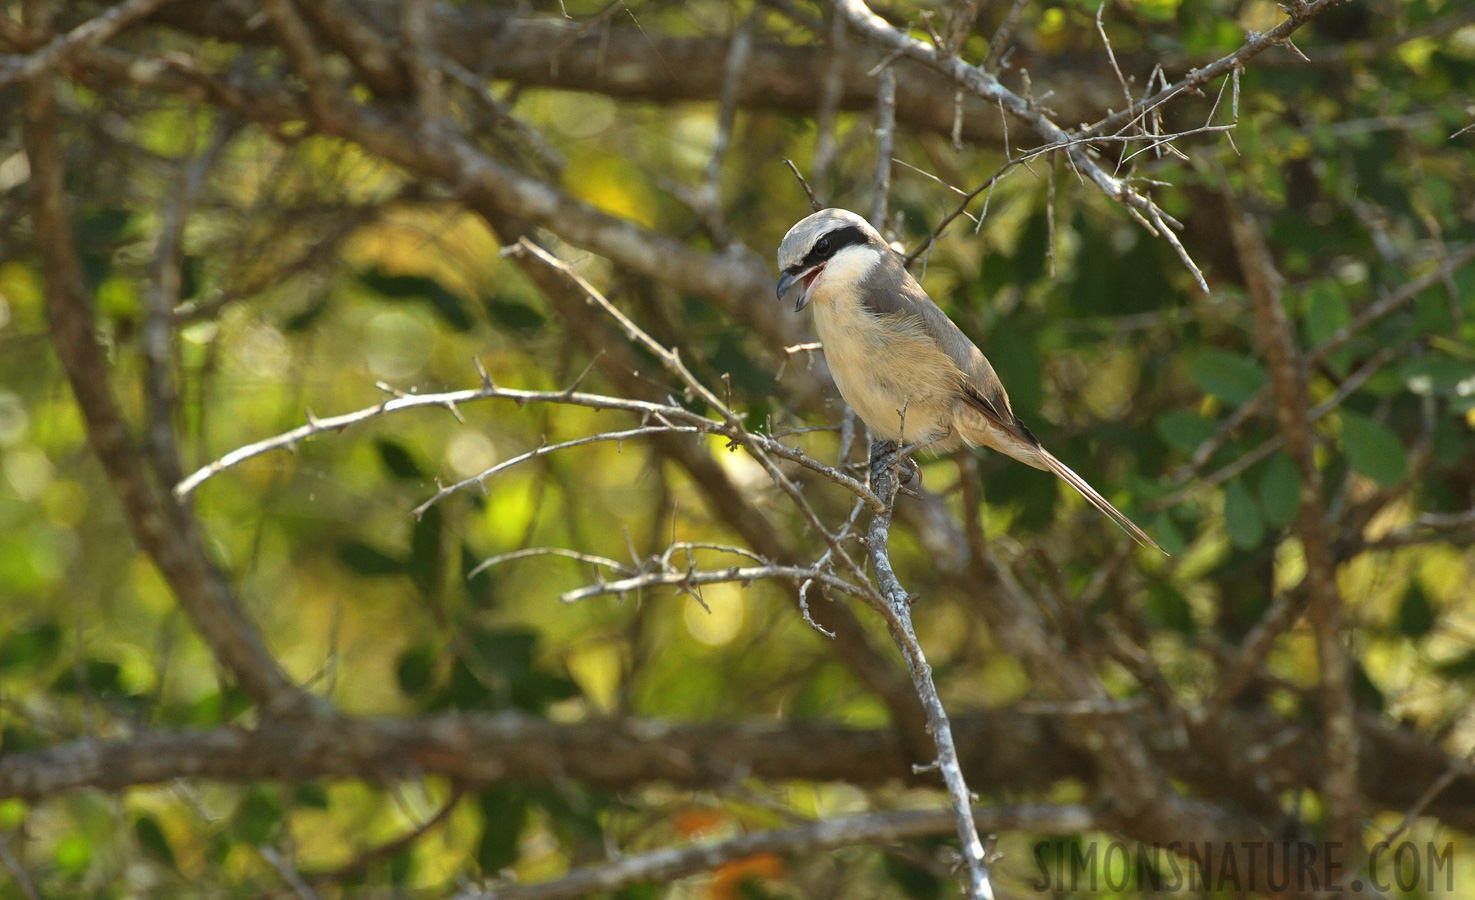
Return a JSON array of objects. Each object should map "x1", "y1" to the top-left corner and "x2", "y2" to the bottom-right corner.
[{"x1": 776, "y1": 208, "x2": 1162, "y2": 552}]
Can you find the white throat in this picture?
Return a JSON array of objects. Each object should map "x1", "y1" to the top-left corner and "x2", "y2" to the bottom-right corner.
[{"x1": 808, "y1": 245, "x2": 882, "y2": 305}]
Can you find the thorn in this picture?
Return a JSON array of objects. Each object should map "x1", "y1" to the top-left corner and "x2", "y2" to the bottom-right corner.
[{"x1": 473, "y1": 356, "x2": 494, "y2": 388}]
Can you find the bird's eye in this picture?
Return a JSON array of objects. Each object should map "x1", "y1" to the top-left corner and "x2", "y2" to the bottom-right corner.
[{"x1": 815, "y1": 235, "x2": 832, "y2": 255}]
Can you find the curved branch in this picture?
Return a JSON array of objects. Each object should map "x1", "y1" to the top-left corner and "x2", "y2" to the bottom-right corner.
[
  {"x1": 474, "y1": 804, "x2": 1096, "y2": 900},
  {"x1": 20, "y1": 20, "x2": 307, "y2": 716}
]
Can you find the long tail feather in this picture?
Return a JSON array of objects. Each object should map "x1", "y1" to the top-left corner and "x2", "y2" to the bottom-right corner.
[{"x1": 1037, "y1": 449, "x2": 1166, "y2": 554}]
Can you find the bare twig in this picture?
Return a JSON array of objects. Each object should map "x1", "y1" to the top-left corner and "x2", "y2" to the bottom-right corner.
[
  {"x1": 0, "y1": 837, "x2": 43, "y2": 900},
  {"x1": 560, "y1": 562, "x2": 864, "y2": 604},
  {"x1": 1085, "y1": 0, "x2": 1346, "y2": 139},
  {"x1": 175, "y1": 378, "x2": 877, "y2": 509},
  {"x1": 983, "y1": 0, "x2": 1032, "y2": 72},
  {"x1": 782, "y1": 158, "x2": 823, "y2": 213},
  {"x1": 0, "y1": 0, "x2": 180, "y2": 88},
  {"x1": 261, "y1": 846, "x2": 324, "y2": 900},
  {"x1": 811, "y1": 6, "x2": 848, "y2": 201},
  {"x1": 469, "y1": 804, "x2": 1092, "y2": 900},
  {"x1": 867, "y1": 441, "x2": 993, "y2": 900},
  {"x1": 869, "y1": 67, "x2": 896, "y2": 228}
]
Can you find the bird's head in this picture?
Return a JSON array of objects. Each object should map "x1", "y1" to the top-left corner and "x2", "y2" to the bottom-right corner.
[{"x1": 776, "y1": 208, "x2": 885, "y2": 312}]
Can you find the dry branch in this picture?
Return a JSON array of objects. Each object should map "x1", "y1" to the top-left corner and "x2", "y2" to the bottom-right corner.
[
  {"x1": 1225, "y1": 188, "x2": 1361, "y2": 859},
  {"x1": 471, "y1": 804, "x2": 1092, "y2": 900}
]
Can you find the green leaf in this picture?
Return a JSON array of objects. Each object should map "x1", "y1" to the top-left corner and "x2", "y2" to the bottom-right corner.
[
  {"x1": 0, "y1": 620, "x2": 61, "y2": 669},
  {"x1": 1223, "y1": 479, "x2": 1265, "y2": 549},
  {"x1": 375, "y1": 438, "x2": 425, "y2": 480},
  {"x1": 476, "y1": 785, "x2": 527, "y2": 873},
  {"x1": 1394, "y1": 581, "x2": 1435, "y2": 639},
  {"x1": 51, "y1": 659, "x2": 123, "y2": 696},
  {"x1": 336, "y1": 539, "x2": 405, "y2": 576},
  {"x1": 1188, "y1": 350, "x2": 1266, "y2": 405},
  {"x1": 234, "y1": 789, "x2": 284, "y2": 845},
  {"x1": 1434, "y1": 650, "x2": 1475, "y2": 680},
  {"x1": 134, "y1": 815, "x2": 177, "y2": 872},
  {"x1": 1303, "y1": 281, "x2": 1352, "y2": 375},
  {"x1": 1151, "y1": 511, "x2": 1188, "y2": 556},
  {"x1": 462, "y1": 543, "x2": 496, "y2": 608},
  {"x1": 485, "y1": 299, "x2": 546, "y2": 334},
  {"x1": 1399, "y1": 355, "x2": 1475, "y2": 397},
  {"x1": 1155, "y1": 410, "x2": 1217, "y2": 454},
  {"x1": 883, "y1": 854, "x2": 944, "y2": 900},
  {"x1": 397, "y1": 644, "x2": 437, "y2": 697},
  {"x1": 1352, "y1": 661, "x2": 1385, "y2": 712},
  {"x1": 293, "y1": 783, "x2": 330, "y2": 809},
  {"x1": 1340, "y1": 411, "x2": 1407, "y2": 486},
  {"x1": 409, "y1": 506, "x2": 444, "y2": 599},
  {"x1": 1146, "y1": 583, "x2": 1196, "y2": 636},
  {"x1": 1257, "y1": 452, "x2": 1302, "y2": 528},
  {"x1": 359, "y1": 268, "x2": 474, "y2": 332}
]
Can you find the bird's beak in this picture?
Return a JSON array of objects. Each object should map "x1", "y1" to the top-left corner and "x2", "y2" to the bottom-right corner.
[{"x1": 777, "y1": 265, "x2": 822, "y2": 312}]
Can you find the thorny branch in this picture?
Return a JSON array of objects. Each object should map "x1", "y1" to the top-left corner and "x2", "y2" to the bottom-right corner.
[
  {"x1": 471, "y1": 804, "x2": 1090, "y2": 900},
  {"x1": 10, "y1": 0, "x2": 1475, "y2": 896},
  {"x1": 866, "y1": 441, "x2": 994, "y2": 899}
]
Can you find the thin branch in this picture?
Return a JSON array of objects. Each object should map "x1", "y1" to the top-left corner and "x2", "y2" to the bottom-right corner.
[
  {"x1": 470, "y1": 804, "x2": 1093, "y2": 900},
  {"x1": 20, "y1": 19, "x2": 307, "y2": 716},
  {"x1": 811, "y1": 6, "x2": 849, "y2": 200},
  {"x1": 559, "y1": 563, "x2": 865, "y2": 604},
  {"x1": 0, "y1": 837, "x2": 44, "y2": 900},
  {"x1": 401, "y1": 0, "x2": 445, "y2": 123},
  {"x1": 983, "y1": 0, "x2": 1032, "y2": 72},
  {"x1": 1225, "y1": 186, "x2": 1361, "y2": 857},
  {"x1": 261, "y1": 847, "x2": 324, "y2": 900},
  {"x1": 867, "y1": 441, "x2": 993, "y2": 900},
  {"x1": 782, "y1": 158, "x2": 823, "y2": 213},
  {"x1": 869, "y1": 66, "x2": 896, "y2": 228},
  {"x1": 413, "y1": 425, "x2": 707, "y2": 519},
  {"x1": 0, "y1": 0, "x2": 181, "y2": 88},
  {"x1": 1085, "y1": 0, "x2": 1346, "y2": 139}
]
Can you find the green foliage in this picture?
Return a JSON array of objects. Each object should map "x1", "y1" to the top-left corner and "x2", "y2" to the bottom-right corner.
[
  {"x1": 134, "y1": 814, "x2": 178, "y2": 872},
  {"x1": 1339, "y1": 411, "x2": 1408, "y2": 486},
  {"x1": 1257, "y1": 452, "x2": 1301, "y2": 529},
  {"x1": 1188, "y1": 351, "x2": 1266, "y2": 406},
  {"x1": 358, "y1": 268, "x2": 475, "y2": 331},
  {"x1": 1393, "y1": 582, "x2": 1436, "y2": 639},
  {"x1": 1222, "y1": 479, "x2": 1265, "y2": 549},
  {"x1": 4, "y1": 0, "x2": 1474, "y2": 896}
]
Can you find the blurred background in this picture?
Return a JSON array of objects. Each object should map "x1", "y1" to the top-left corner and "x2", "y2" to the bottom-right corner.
[{"x1": 0, "y1": 0, "x2": 1474, "y2": 897}]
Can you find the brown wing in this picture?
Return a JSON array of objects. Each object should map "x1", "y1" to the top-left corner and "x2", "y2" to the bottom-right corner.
[
  {"x1": 860, "y1": 252, "x2": 1035, "y2": 444},
  {"x1": 861, "y1": 253, "x2": 1164, "y2": 553}
]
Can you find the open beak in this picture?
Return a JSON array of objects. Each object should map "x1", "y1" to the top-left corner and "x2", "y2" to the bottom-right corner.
[{"x1": 776, "y1": 265, "x2": 822, "y2": 312}]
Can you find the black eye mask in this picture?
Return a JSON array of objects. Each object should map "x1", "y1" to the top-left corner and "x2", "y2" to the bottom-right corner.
[{"x1": 795, "y1": 224, "x2": 871, "y2": 271}]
